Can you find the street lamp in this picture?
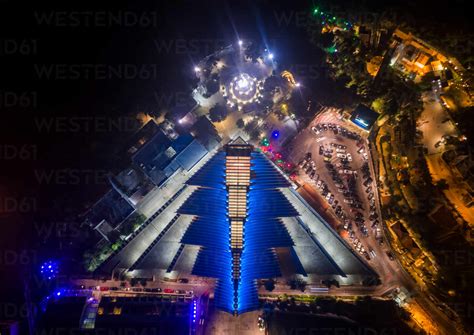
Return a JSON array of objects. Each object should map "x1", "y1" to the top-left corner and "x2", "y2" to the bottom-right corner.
[
  {"x1": 268, "y1": 53, "x2": 274, "y2": 60},
  {"x1": 194, "y1": 66, "x2": 201, "y2": 73},
  {"x1": 295, "y1": 82, "x2": 301, "y2": 87},
  {"x1": 238, "y1": 40, "x2": 243, "y2": 47}
]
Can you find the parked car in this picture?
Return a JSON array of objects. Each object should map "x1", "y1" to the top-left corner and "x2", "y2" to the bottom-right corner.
[
  {"x1": 386, "y1": 251, "x2": 395, "y2": 261},
  {"x1": 328, "y1": 195, "x2": 335, "y2": 204}
]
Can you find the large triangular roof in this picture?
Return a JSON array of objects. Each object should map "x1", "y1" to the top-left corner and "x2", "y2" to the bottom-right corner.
[{"x1": 97, "y1": 138, "x2": 377, "y2": 315}]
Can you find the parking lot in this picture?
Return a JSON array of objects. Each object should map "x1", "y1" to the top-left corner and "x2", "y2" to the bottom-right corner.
[{"x1": 288, "y1": 113, "x2": 388, "y2": 266}]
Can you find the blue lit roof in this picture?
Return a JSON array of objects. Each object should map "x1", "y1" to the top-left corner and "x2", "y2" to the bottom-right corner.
[
  {"x1": 250, "y1": 152, "x2": 290, "y2": 189},
  {"x1": 176, "y1": 139, "x2": 374, "y2": 315},
  {"x1": 248, "y1": 189, "x2": 299, "y2": 219},
  {"x1": 186, "y1": 151, "x2": 226, "y2": 188},
  {"x1": 177, "y1": 187, "x2": 228, "y2": 218},
  {"x1": 192, "y1": 247, "x2": 232, "y2": 279},
  {"x1": 243, "y1": 218, "x2": 294, "y2": 250},
  {"x1": 181, "y1": 217, "x2": 229, "y2": 250}
]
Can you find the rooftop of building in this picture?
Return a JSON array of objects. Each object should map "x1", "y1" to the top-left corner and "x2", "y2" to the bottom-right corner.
[
  {"x1": 132, "y1": 132, "x2": 208, "y2": 185},
  {"x1": 82, "y1": 188, "x2": 134, "y2": 229},
  {"x1": 350, "y1": 104, "x2": 379, "y2": 130}
]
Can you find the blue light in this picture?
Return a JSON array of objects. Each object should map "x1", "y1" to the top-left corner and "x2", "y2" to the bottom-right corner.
[
  {"x1": 40, "y1": 260, "x2": 59, "y2": 280},
  {"x1": 192, "y1": 300, "x2": 198, "y2": 323},
  {"x1": 354, "y1": 117, "x2": 369, "y2": 129},
  {"x1": 271, "y1": 130, "x2": 280, "y2": 139}
]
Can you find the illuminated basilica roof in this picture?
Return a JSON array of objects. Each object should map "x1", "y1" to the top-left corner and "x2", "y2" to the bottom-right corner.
[{"x1": 178, "y1": 138, "x2": 375, "y2": 314}]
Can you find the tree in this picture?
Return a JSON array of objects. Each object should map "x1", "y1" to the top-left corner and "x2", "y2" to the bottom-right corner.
[
  {"x1": 249, "y1": 129, "x2": 261, "y2": 141},
  {"x1": 298, "y1": 280, "x2": 307, "y2": 292},
  {"x1": 236, "y1": 118, "x2": 245, "y2": 129},
  {"x1": 209, "y1": 104, "x2": 228, "y2": 122},
  {"x1": 435, "y1": 179, "x2": 449, "y2": 190},
  {"x1": 203, "y1": 74, "x2": 220, "y2": 98}
]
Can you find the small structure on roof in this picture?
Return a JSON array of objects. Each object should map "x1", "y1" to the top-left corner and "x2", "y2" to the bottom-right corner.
[{"x1": 350, "y1": 104, "x2": 379, "y2": 130}]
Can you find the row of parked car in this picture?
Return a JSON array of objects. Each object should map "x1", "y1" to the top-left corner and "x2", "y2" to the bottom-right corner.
[
  {"x1": 312, "y1": 123, "x2": 362, "y2": 142},
  {"x1": 298, "y1": 152, "x2": 319, "y2": 181},
  {"x1": 73, "y1": 284, "x2": 193, "y2": 296},
  {"x1": 310, "y1": 123, "x2": 382, "y2": 257}
]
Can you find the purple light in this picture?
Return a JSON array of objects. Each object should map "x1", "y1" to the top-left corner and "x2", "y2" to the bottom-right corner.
[{"x1": 272, "y1": 130, "x2": 280, "y2": 139}]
